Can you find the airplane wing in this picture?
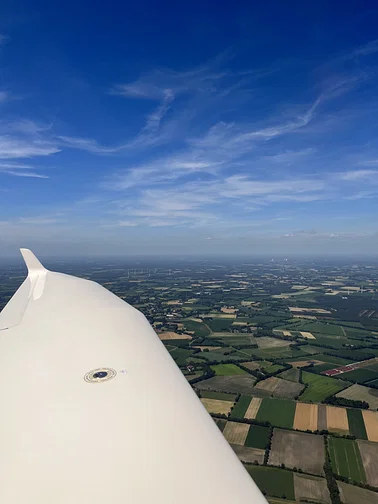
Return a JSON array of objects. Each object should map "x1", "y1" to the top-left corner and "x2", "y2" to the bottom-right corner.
[{"x1": 0, "y1": 249, "x2": 267, "y2": 503}]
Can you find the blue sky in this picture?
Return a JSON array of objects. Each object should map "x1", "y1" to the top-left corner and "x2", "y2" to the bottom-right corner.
[{"x1": 1, "y1": 1, "x2": 378, "y2": 257}]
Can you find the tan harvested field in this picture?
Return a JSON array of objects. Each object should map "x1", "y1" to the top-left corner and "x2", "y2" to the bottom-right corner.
[
  {"x1": 187, "y1": 317, "x2": 203, "y2": 322},
  {"x1": 289, "y1": 307, "x2": 331, "y2": 314},
  {"x1": 293, "y1": 314, "x2": 317, "y2": 319},
  {"x1": 338, "y1": 481, "x2": 378, "y2": 504},
  {"x1": 282, "y1": 330, "x2": 292, "y2": 336},
  {"x1": 362, "y1": 410, "x2": 378, "y2": 442},
  {"x1": 231, "y1": 321, "x2": 248, "y2": 326},
  {"x1": 255, "y1": 376, "x2": 280, "y2": 392},
  {"x1": 195, "y1": 375, "x2": 256, "y2": 394},
  {"x1": 200, "y1": 398, "x2": 234, "y2": 415},
  {"x1": 165, "y1": 299, "x2": 181, "y2": 305},
  {"x1": 294, "y1": 403, "x2": 318, "y2": 431},
  {"x1": 300, "y1": 331, "x2": 315, "y2": 339},
  {"x1": 290, "y1": 359, "x2": 324, "y2": 367},
  {"x1": 294, "y1": 473, "x2": 330, "y2": 504},
  {"x1": 358, "y1": 440, "x2": 378, "y2": 486},
  {"x1": 231, "y1": 444, "x2": 265, "y2": 464},
  {"x1": 221, "y1": 307, "x2": 237, "y2": 314},
  {"x1": 336, "y1": 384, "x2": 378, "y2": 410},
  {"x1": 205, "y1": 313, "x2": 236, "y2": 319},
  {"x1": 256, "y1": 337, "x2": 292, "y2": 349},
  {"x1": 223, "y1": 421, "x2": 249, "y2": 445},
  {"x1": 245, "y1": 397, "x2": 262, "y2": 419},
  {"x1": 241, "y1": 361, "x2": 271, "y2": 371},
  {"x1": 326, "y1": 406, "x2": 349, "y2": 433},
  {"x1": 269, "y1": 429, "x2": 325, "y2": 475},
  {"x1": 158, "y1": 331, "x2": 192, "y2": 340}
]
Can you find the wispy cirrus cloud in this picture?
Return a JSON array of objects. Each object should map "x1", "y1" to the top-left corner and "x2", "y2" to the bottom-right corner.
[{"x1": 0, "y1": 162, "x2": 49, "y2": 178}]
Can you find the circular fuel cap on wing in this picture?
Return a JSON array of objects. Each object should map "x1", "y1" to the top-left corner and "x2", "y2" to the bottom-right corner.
[{"x1": 84, "y1": 368, "x2": 117, "y2": 383}]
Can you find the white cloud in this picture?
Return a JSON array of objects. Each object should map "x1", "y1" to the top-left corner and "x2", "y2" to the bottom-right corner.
[
  {"x1": 338, "y1": 170, "x2": 378, "y2": 182},
  {"x1": 0, "y1": 162, "x2": 49, "y2": 178},
  {"x1": 0, "y1": 137, "x2": 60, "y2": 159}
]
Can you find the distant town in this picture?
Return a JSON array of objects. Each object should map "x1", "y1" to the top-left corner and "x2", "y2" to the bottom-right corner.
[{"x1": 2, "y1": 256, "x2": 378, "y2": 504}]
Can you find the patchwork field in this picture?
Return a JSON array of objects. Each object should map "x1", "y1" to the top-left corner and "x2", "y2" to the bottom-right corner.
[
  {"x1": 200, "y1": 390, "x2": 237, "y2": 401},
  {"x1": 269, "y1": 429, "x2": 324, "y2": 475},
  {"x1": 245, "y1": 424, "x2": 270, "y2": 449},
  {"x1": 357, "y1": 440, "x2": 378, "y2": 487},
  {"x1": 347, "y1": 409, "x2": 368, "y2": 439},
  {"x1": 326, "y1": 406, "x2": 349, "y2": 433},
  {"x1": 195, "y1": 375, "x2": 256, "y2": 394},
  {"x1": 245, "y1": 397, "x2": 262, "y2": 419},
  {"x1": 339, "y1": 368, "x2": 378, "y2": 384},
  {"x1": 328, "y1": 437, "x2": 366, "y2": 483},
  {"x1": 338, "y1": 481, "x2": 378, "y2": 504},
  {"x1": 231, "y1": 444, "x2": 265, "y2": 464},
  {"x1": 300, "y1": 331, "x2": 316, "y2": 339},
  {"x1": 299, "y1": 372, "x2": 348, "y2": 402},
  {"x1": 288, "y1": 359, "x2": 325, "y2": 367},
  {"x1": 223, "y1": 421, "x2": 249, "y2": 445},
  {"x1": 254, "y1": 377, "x2": 304, "y2": 399},
  {"x1": 294, "y1": 473, "x2": 330, "y2": 504},
  {"x1": 241, "y1": 360, "x2": 270, "y2": 371},
  {"x1": 293, "y1": 403, "x2": 318, "y2": 431},
  {"x1": 245, "y1": 466, "x2": 295, "y2": 500},
  {"x1": 200, "y1": 398, "x2": 234, "y2": 415},
  {"x1": 362, "y1": 410, "x2": 378, "y2": 442},
  {"x1": 230, "y1": 395, "x2": 251, "y2": 418},
  {"x1": 210, "y1": 363, "x2": 247, "y2": 376},
  {"x1": 256, "y1": 398, "x2": 296, "y2": 429},
  {"x1": 336, "y1": 384, "x2": 378, "y2": 409},
  {"x1": 318, "y1": 404, "x2": 327, "y2": 430}
]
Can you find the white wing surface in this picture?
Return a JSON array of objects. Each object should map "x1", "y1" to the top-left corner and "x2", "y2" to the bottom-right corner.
[{"x1": 0, "y1": 249, "x2": 267, "y2": 504}]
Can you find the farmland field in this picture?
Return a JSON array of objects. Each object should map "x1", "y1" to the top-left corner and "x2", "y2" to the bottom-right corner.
[
  {"x1": 214, "y1": 418, "x2": 227, "y2": 432},
  {"x1": 200, "y1": 390, "x2": 237, "y2": 401},
  {"x1": 231, "y1": 444, "x2": 265, "y2": 464},
  {"x1": 230, "y1": 395, "x2": 251, "y2": 418},
  {"x1": 357, "y1": 440, "x2": 378, "y2": 487},
  {"x1": 195, "y1": 375, "x2": 256, "y2": 394},
  {"x1": 255, "y1": 376, "x2": 280, "y2": 393},
  {"x1": 326, "y1": 406, "x2": 349, "y2": 433},
  {"x1": 294, "y1": 473, "x2": 330, "y2": 504},
  {"x1": 299, "y1": 372, "x2": 348, "y2": 402},
  {"x1": 278, "y1": 368, "x2": 300, "y2": 382},
  {"x1": 245, "y1": 397, "x2": 262, "y2": 419},
  {"x1": 183, "y1": 319, "x2": 210, "y2": 337},
  {"x1": 339, "y1": 368, "x2": 378, "y2": 384},
  {"x1": 338, "y1": 481, "x2": 378, "y2": 504},
  {"x1": 336, "y1": 384, "x2": 378, "y2": 409},
  {"x1": 256, "y1": 398, "x2": 296, "y2": 428},
  {"x1": 293, "y1": 403, "x2": 318, "y2": 431},
  {"x1": 347, "y1": 409, "x2": 368, "y2": 439},
  {"x1": 269, "y1": 429, "x2": 324, "y2": 475},
  {"x1": 200, "y1": 398, "x2": 234, "y2": 415},
  {"x1": 328, "y1": 437, "x2": 366, "y2": 483},
  {"x1": 256, "y1": 337, "x2": 292, "y2": 348},
  {"x1": 245, "y1": 424, "x2": 270, "y2": 449},
  {"x1": 362, "y1": 410, "x2": 378, "y2": 442},
  {"x1": 264, "y1": 364, "x2": 285, "y2": 374},
  {"x1": 245, "y1": 466, "x2": 295, "y2": 500},
  {"x1": 223, "y1": 421, "x2": 249, "y2": 445},
  {"x1": 210, "y1": 363, "x2": 247, "y2": 376}
]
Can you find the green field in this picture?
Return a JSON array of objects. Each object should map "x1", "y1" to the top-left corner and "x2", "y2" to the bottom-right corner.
[
  {"x1": 230, "y1": 395, "x2": 251, "y2": 418},
  {"x1": 256, "y1": 397, "x2": 296, "y2": 428},
  {"x1": 302, "y1": 321, "x2": 345, "y2": 336},
  {"x1": 311, "y1": 354, "x2": 353, "y2": 365},
  {"x1": 328, "y1": 437, "x2": 366, "y2": 483},
  {"x1": 210, "y1": 363, "x2": 247, "y2": 376},
  {"x1": 200, "y1": 390, "x2": 237, "y2": 401},
  {"x1": 339, "y1": 368, "x2": 378, "y2": 384},
  {"x1": 183, "y1": 319, "x2": 210, "y2": 337},
  {"x1": 264, "y1": 364, "x2": 285, "y2": 374},
  {"x1": 312, "y1": 363, "x2": 334, "y2": 373},
  {"x1": 245, "y1": 466, "x2": 295, "y2": 500},
  {"x1": 299, "y1": 372, "x2": 348, "y2": 402},
  {"x1": 277, "y1": 368, "x2": 299, "y2": 382},
  {"x1": 347, "y1": 409, "x2": 368, "y2": 440},
  {"x1": 169, "y1": 348, "x2": 195, "y2": 366},
  {"x1": 206, "y1": 318, "x2": 234, "y2": 332},
  {"x1": 245, "y1": 424, "x2": 270, "y2": 449}
]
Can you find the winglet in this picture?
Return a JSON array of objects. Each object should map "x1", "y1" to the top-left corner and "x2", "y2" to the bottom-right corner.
[{"x1": 20, "y1": 249, "x2": 47, "y2": 274}]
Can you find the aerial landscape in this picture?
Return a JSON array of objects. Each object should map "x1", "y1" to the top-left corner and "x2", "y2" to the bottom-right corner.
[{"x1": 2, "y1": 255, "x2": 378, "y2": 504}]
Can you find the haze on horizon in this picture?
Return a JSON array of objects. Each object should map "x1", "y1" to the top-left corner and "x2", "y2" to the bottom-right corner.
[{"x1": 0, "y1": 1, "x2": 378, "y2": 258}]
